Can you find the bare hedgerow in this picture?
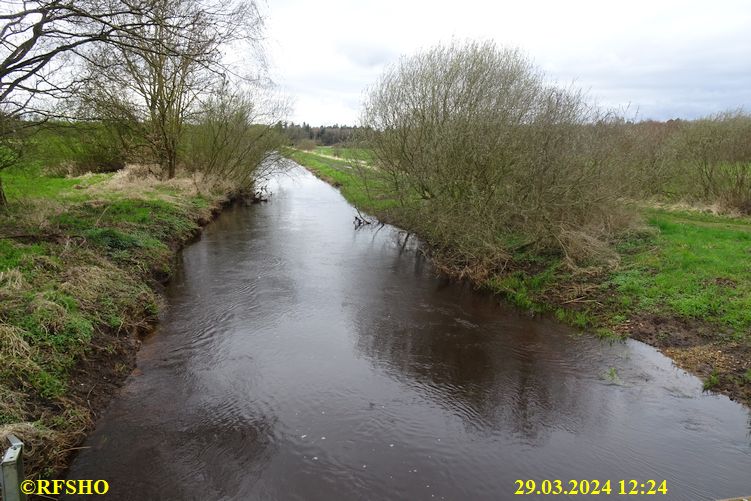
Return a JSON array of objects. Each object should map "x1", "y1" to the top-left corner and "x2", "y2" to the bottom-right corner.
[
  {"x1": 360, "y1": 41, "x2": 634, "y2": 269},
  {"x1": 671, "y1": 110, "x2": 751, "y2": 213}
]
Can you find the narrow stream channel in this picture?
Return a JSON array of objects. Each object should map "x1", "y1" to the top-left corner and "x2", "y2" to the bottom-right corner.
[{"x1": 65, "y1": 164, "x2": 751, "y2": 500}]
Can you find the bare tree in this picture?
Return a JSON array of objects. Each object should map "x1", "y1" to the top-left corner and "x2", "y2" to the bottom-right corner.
[
  {"x1": 0, "y1": 0, "x2": 190, "y2": 204},
  {"x1": 0, "y1": 0, "x2": 264, "y2": 205},
  {"x1": 674, "y1": 110, "x2": 751, "y2": 212},
  {"x1": 80, "y1": 0, "x2": 264, "y2": 179},
  {"x1": 0, "y1": 0, "x2": 178, "y2": 121}
]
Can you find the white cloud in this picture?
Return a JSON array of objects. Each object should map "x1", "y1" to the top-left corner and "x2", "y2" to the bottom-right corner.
[{"x1": 263, "y1": 0, "x2": 751, "y2": 124}]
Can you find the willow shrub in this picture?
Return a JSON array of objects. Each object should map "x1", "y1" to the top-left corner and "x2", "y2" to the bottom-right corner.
[
  {"x1": 361, "y1": 41, "x2": 634, "y2": 273},
  {"x1": 183, "y1": 84, "x2": 286, "y2": 191}
]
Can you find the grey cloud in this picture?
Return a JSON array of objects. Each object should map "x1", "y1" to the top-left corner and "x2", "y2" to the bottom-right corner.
[
  {"x1": 337, "y1": 42, "x2": 398, "y2": 68},
  {"x1": 544, "y1": 43, "x2": 751, "y2": 119},
  {"x1": 268, "y1": 0, "x2": 751, "y2": 124}
]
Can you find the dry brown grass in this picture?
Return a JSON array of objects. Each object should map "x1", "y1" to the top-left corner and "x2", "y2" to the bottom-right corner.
[
  {"x1": 0, "y1": 386, "x2": 27, "y2": 424},
  {"x1": 642, "y1": 199, "x2": 746, "y2": 218},
  {"x1": 61, "y1": 263, "x2": 158, "y2": 334},
  {"x1": 0, "y1": 421, "x2": 85, "y2": 479},
  {"x1": 90, "y1": 163, "x2": 240, "y2": 202},
  {"x1": 0, "y1": 423, "x2": 55, "y2": 463},
  {"x1": 0, "y1": 323, "x2": 33, "y2": 360},
  {"x1": 10, "y1": 198, "x2": 67, "y2": 232},
  {"x1": 0, "y1": 268, "x2": 25, "y2": 290},
  {"x1": 557, "y1": 229, "x2": 620, "y2": 270},
  {"x1": 0, "y1": 324, "x2": 40, "y2": 423}
]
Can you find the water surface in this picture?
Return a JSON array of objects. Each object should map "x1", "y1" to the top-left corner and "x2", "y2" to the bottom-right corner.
[{"x1": 66, "y1": 165, "x2": 751, "y2": 500}]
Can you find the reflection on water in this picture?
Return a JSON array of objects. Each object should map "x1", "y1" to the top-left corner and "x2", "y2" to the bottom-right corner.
[{"x1": 65, "y1": 165, "x2": 751, "y2": 500}]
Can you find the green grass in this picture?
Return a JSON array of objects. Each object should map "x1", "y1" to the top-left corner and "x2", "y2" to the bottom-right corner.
[
  {"x1": 610, "y1": 210, "x2": 751, "y2": 335},
  {"x1": 703, "y1": 370, "x2": 721, "y2": 390},
  {"x1": 2, "y1": 163, "x2": 110, "y2": 202},
  {"x1": 285, "y1": 148, "x2": 398, "y2": 213},
  {"x1": 486, "y1": 267, "x2": 556, "y2": 313},
  {"x1": 0, "y1": 240, "x2": 45, "y2": 270}
]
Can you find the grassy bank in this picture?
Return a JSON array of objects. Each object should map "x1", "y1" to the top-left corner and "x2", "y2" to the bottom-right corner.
[
  {"x1": 285, "y1": 148, "x2": 398, "y2": 214},
  {"x1": 286, "y1": 148, "x2": 751, "y2": 406},
  {"x1": 0, "y1": 159, "x2": 240, "y2": 479}
]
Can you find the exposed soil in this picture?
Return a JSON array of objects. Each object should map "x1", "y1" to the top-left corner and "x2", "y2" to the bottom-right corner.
[
  {"x1": 66, "y1": 326, "x2": 143, "y2": 421},
  {"x1": 608, "y1": 313, "x2": 750, "y2": 404},
  {"x1": 618, "y1": 313, "x2": 718, "y2": 348}
]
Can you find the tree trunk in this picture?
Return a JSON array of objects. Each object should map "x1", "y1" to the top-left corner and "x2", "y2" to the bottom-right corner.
[
  {"x1": 0, "y1": 176, "x2": 7, "y2": 207},
  {"x1": 167, "y1": 153, "x2": 176, "y2": 179}
]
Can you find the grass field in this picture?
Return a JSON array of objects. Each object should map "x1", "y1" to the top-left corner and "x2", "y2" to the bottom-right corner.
[
  {"x1": 612, "y1": 209, "x2": 751, "y2": 333},
  {"x1": 286, "y1": 147, "x2": 751, "y2": 403},
  {"x1": 284, "y1": 148, "x2": 398, "y2": 213},
  {"x1": 312, "y1": 145, "x2": 376, "y2": 163}
]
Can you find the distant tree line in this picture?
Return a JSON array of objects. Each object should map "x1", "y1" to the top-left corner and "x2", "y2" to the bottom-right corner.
[{"x1": 278, "y1": 121, "x2": 359, "y2": 146}]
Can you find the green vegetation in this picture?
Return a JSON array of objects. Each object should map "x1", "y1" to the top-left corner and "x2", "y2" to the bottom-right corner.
[
  {"x1": 603, "y1": 367, "x2": 621, "y2": 384},
  {"x1": 611, "y1": 210, "x2": 751, "y2": 333},
  {"x1": 284, "y1": 148, "x2": 398, "y2": 213},
  {"x1": 2, "y1": 164, "x2": 110, "y2": 201},
  {"x1": 703, "y1": 371, "x2": 721, "y2": 391}
]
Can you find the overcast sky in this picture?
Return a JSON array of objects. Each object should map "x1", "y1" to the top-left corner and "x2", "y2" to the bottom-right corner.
[{"x1": 262, "y1": 0, "x2": 751, "y2": 125}]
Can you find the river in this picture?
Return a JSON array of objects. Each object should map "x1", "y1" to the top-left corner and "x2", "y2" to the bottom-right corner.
[{"x1": 65, "y1": 164, "x2": 751, "y2": 500}]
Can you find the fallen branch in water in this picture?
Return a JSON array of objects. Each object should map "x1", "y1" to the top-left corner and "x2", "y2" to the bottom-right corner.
[{"x1": 353, "y1": 207, "x2": 376, "y2": 228}]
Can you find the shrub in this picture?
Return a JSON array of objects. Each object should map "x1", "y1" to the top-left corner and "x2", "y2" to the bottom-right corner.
[
  {"x1": 361, "y1": 41, "x2": 633, "y2": 269},
  {"x1": 673, "y1": 111, "x2": 751, "y2": 213},
  {"x1": 183, "y1": 84, "x2": 285, "y2": 190},
  {"x1": 34, "y1": 124, "x2": 126, "y2": 176},
  {"x1": 295, "y1": 138, "x2": 317, "y2": 151}
]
